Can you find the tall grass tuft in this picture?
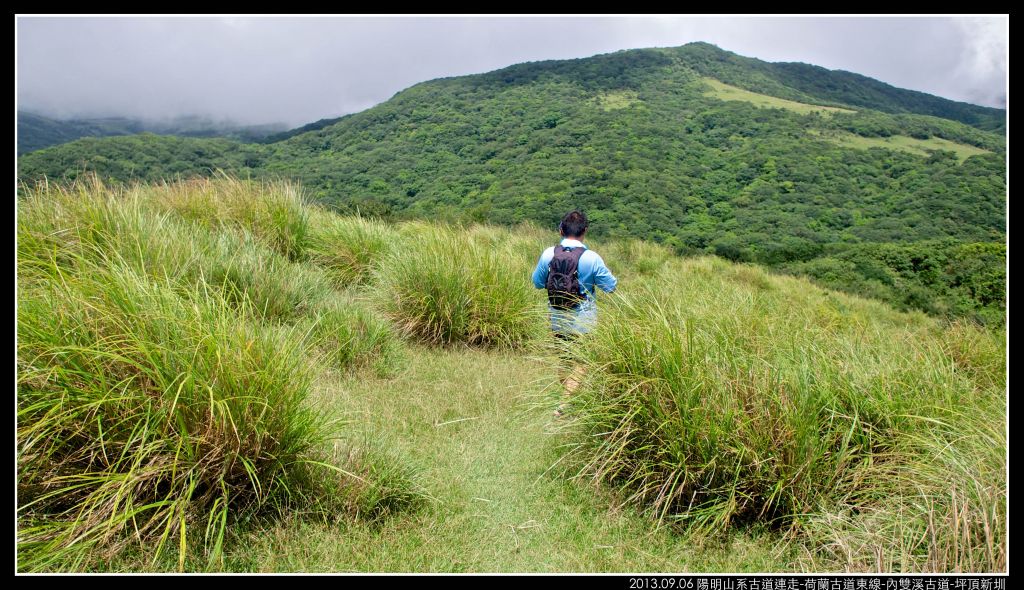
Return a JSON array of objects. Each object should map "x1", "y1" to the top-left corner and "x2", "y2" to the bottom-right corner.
[
  {"x1": 18, "y1": 177, "x2": 333, "y2": 323},
  {"x1": 17, "y1": 261, "x2": 331, "y2": 571},
  {"x1": 801, "y1": 402, "x2": 1006, "y2": 572},
  {"x1": 800, "y1": 319, "x2": 1006, "y2": 572},
  {"x1": 305, "y1": 208, "x2": 397, "y2": 288},
  {"x1": 550, "y1": 256, "x2": 1004, "y2": 571},
  {"x1": 327, "y1": 437, "x2": 432, "y2": 521},
  {"x1": 373, "y1": 223, "x2": 545, "y2": 348},
  {"x1": 145, "y1": 173, "x2": 310, "y2": 261},
  {"x1": 299, "y1": 296, "x2": 406, "y2": 378}
]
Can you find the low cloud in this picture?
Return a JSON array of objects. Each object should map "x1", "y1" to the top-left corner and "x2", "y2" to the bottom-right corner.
[{"x1": 16, "y1": 16, "x2": 1008, "y2": 128}]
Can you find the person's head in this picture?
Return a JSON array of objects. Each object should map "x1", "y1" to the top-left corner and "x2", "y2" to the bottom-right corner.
[{"x1": 559, "y1": 210, "x2": 588, "y2": 239}]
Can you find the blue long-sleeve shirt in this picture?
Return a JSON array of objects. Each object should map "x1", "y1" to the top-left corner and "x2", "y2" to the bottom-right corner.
[{"x1": 532, "y1": 238, "x2": 617, "y2": 334}]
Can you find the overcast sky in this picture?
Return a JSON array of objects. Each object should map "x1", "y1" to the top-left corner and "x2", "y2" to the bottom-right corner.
[{"x1": 16, "y1": 15, "x2": 1008, "y2": 128}]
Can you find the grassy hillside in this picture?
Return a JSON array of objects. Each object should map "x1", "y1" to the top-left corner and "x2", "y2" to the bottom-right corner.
[
  {"x1": 16, "y1": 177, "x2": 1005, "y2": 572},
  {"x1": 701, "y1": 77, "x2": 856, "y2": 115}
]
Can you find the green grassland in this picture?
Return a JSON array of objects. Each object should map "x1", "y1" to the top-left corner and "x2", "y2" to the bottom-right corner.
[
  {"x1": 701, "y1": 77, "x2": 856, "y2": 115},
  {"x1": 809, "y1": 129, "x2": 992, "y2": 162},
  {"x1": 16, "y1": 177, "x2": 1006, "y2": 573}
]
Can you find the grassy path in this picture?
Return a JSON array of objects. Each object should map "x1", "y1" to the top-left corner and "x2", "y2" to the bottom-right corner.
[{"x1": 223, "y1": 346, "x2": 792, "y2": 572}]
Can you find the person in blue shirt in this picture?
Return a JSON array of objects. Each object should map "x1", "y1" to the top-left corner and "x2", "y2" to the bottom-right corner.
[{"x1": 531, "y1": 210, "x2": 617, "y2": 415}]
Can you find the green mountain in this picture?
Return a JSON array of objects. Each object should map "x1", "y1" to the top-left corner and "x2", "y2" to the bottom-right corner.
[
  {"x1": 17, "y1": 43, "x2": 1006, "y2": 323},
  {"x1": 16, "y1": 111, "x2": 288, "y2": 155}
]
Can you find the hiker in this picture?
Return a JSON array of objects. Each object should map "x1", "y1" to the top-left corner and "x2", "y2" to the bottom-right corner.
[{"x1": 531, "y1": 210, "x2": 617, "y2": 416}]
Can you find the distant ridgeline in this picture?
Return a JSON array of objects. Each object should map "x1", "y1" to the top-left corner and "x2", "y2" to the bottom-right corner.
[
  {"x1": 17, "y1": 43, "x2": 1006, "y2": 324},
  {"x1": 16, "y1": 111, "x2": 289, "y2": 156}
]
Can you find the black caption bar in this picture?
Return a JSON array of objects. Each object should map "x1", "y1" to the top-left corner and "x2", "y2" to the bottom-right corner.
[{"x1": 620, "y1": 577, "x2": 1008, "y2": 590}]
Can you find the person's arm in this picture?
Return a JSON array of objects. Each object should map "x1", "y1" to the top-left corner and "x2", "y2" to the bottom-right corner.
[
  {"x1": 593, "y1": 253, "x2": 617, "y2": 293},
  {"x1": 532, "y1": 248, "x2": 551, "y2": 289}
]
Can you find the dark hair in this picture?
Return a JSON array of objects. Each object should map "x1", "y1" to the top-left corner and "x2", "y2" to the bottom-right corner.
[{"x1": 559, "y1": 210, "x2": 588, "y2": 238}]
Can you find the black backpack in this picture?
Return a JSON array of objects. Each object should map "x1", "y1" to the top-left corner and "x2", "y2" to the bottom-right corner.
[{"x1": 546, "y1": 243, "x2": 586, "y2": 310}]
